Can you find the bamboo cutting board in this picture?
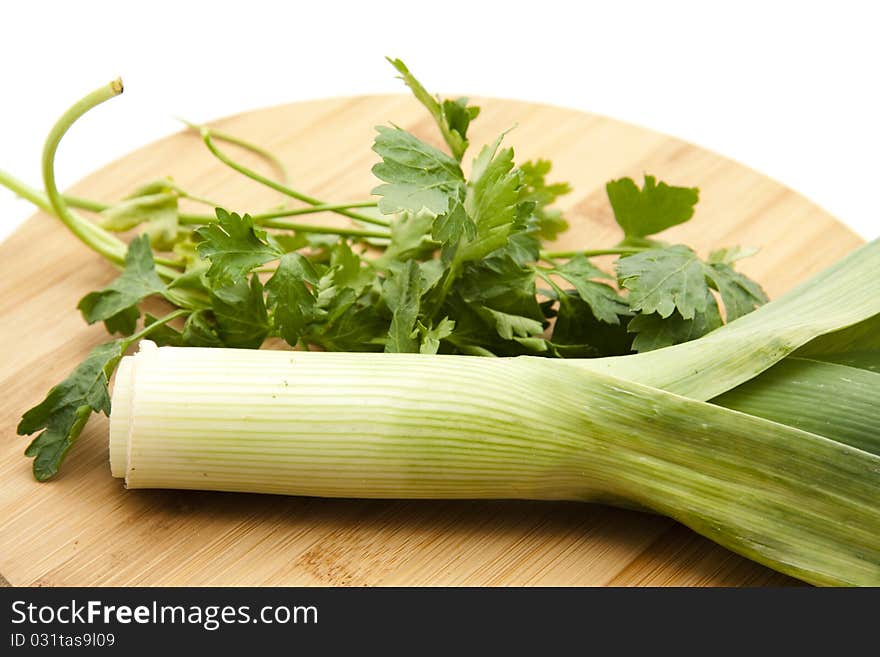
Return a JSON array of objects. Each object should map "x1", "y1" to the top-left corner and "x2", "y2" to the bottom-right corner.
[{"x1": 0, "y1": 95, "x2": 863, "y2": 587}]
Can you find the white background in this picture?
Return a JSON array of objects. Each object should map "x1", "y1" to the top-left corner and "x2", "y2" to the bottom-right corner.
[{"x1": 1, "y1": 0, "x2": 877, "y2": 243}]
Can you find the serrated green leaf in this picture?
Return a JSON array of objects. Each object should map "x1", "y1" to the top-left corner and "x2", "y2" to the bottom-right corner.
[
  {"x1": 617, "y1": 245, "x2": 709, "y2": 319},
  {"x1": 195, "y1": 208, "x2": 282, "y2": 286},
  {"x1": 77, "y1": 234, "x2": 166, "y2": 335},
  {"x1": 143, "y1": 313, "x2": 184, "y2": 347},
  {"x1": 458, "y1": 146, "x2": 524, "y2": 263},
  {"x1": 101, "y1": 306, "x2": 141, "y2": 336},
  {"x1": 318, "y1": 301, "x2": 386, "y2": 352},
  {"x1": 548, "y1": 255, "x2": 628, "y2": 325},
  {"x1": 17, "y1": 340, "x2": 125, "y2": 481},
  {"x1": 211, "y1": 276, "x2": 269, "y2": 349},
  {"x1": 371, "y1": 125, "x2": 465, "y2": 215},
  {"x1": 383, "y1": 260, "x2": 422, "y2": 353},
  {"x1": 417, "y1": 317, "x2": 455, "y2": 354},
  {"x1": 266, "y1": 253, "x2": 322, "y2": 347},
  {"x1": 554, "y1": 254, "x2": 609, "y2": 279},
  {"x1": 386, "y1": 57, "x2": 479, "y2": 161},
  {"x1": 480, "y1": 307, "x2": 544, "y2": 340},
  {"x1": 550, "y1": 291, "x2": 633, "y2": 357},
  {"x1": 182, "y1": 309, "x2": 224, "y2": 347},
  {"x1": 432, "y1": 200, "x2": 475, "y2": 249},
  {"x1": 606, "y1": 175, "x2": 699, "y2": 240},
  {"x1": 519, "y1": 159, "x2": 571, "y2": 240},
  {"x1": 708, "y1": 245, "x2": 759, "y2": 265},
  {"x1": 376, "y1": 210, "x2": 438, "y2": 266},
  {"x1": 628, "y1": 293, "x2": 722, "y2": 352},
  {"x1": 705, "y1": 262, "x2": 769, "y2": 322}
]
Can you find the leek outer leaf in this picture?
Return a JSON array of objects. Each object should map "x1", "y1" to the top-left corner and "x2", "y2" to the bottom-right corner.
[{"x1": 713, "y1": 358, "x2": 880, "y2": 456}]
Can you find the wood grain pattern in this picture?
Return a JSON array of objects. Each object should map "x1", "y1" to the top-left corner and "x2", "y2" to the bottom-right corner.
[{"x1": 0, "y1": 95, "x2": 861, "y2": 586}]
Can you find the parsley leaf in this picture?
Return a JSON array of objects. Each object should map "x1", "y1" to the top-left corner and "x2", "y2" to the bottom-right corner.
[
  {"x1": 549, "y1": 255, "x2": 629, "y2": 325},
  {"x1": 617, "y1": 245, "x2": 709, "y2": 319},
  {"x1": 195, "y1": 208, "x2": 282, "y2": 286},
  {"x1": 17, "y1": 340, "x2": 125, "y2": 481},
  {"x1": 606, "y1": 175, "x2": 699, "y2": 243},
  {"x1": 386, "y1": 57, "x2": 479, "y2": 161},
  {"x1": 266, "y1": 253, "x2": 322, "y2": 347},
  {"x1": 550, "y1": 291, "x2": 633, "y2": 357},
  {"x1": 479, "y1": 307, "x2": 544, "y2": 340},
  {"x1": 371, "y1": 126, "x2": 465, "y2": 216},
  {"x1": 519, "y1": 160, "x2": 571, "y2": 240},
  {"x1": 628, "y1": 291, "x2": 722, "y2": 352},
  {"x1": 417, "y1": 317, "x2": 455, "y2": 354},
  {"x1": 181, "y1": 310, "x2": 224, "y2": 347},
  {"x1": 211, "y1": 276, "x2": 270, "y2": 349},
  {"x1": 77, "y1": 234, "x2": 166, "y2": 335},
  {"x1": 704, "y1": 262, "x2": 768, "y2": 321},
  {"x1": 375, "y1": 211, "x2": 437, "y2": 266},
  {"x1": 383, "y1": 260, "x2": 422, "y2": 353},
  {"x1": 143, "y1": 313, "x2": 184, "y2": 347},
  {"x1": 618, "y1": 244, "x2": 768, "y2": 326},
  {"x1": 98, "y1": 179, "x2": 180, "y2": 250},
  {"x1": 458, "y1": 144, "x2": 524, "y2": 263}
]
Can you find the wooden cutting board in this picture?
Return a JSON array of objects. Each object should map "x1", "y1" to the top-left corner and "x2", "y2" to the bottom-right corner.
[{"x1": 0, "y1": 95, "x2": 863, "y2": 587}]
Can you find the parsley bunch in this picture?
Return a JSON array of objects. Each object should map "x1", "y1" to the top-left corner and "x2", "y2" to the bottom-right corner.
[{"x1": 3, "y1": 58, "x2": 767, "y2": 480}]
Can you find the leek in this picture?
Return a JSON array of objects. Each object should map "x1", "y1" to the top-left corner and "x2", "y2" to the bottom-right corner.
[{"x1": 109, "y1": 239, "x2": 880, "y2": 587}]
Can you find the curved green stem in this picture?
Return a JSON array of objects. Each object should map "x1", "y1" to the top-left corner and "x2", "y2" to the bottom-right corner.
[
  {"x1": 178, "y1": 200, "x2": 380, "y2": 225},
  {"x1": 179, "y1": 119, "x2": 290, "y2": 187},
  {"x1": 201, "y1": 128, "x2": 390, "y2": 228},
  {"x1": 0, "y1": 170, "x2": 113, "y2": 220},
  {"x1": 253, "y1": 200, "x2": 379, "y2": 221},
  {"x1": 0, "y1": 169, "x2": 56, "y2": 214},
  {"x1": 41, "y1": 80, "x2": 128, "y2": 264},
  {"x1": 540, "y1": 247, "x2": 648, "y2": 260},
  {"x1": 259, "y1": 219, "x2": 389, "y2": 239},
  {"x1": 40, "y1": 80, "x2": 183, "y2": 277},
  {"x1": 121, "y1": 308, "x2": 190, "y2": 349}
]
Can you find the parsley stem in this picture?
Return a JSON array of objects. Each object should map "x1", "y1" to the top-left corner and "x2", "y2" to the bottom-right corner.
[
  {"x1": 179, "y1": 119, "x2": 290, "y2": 187},
  {"x1": 201, "y1": 129, "x2": 391, "y2": 228},
  {"x1": 0, "y1": 171, "x2": 118, "y2": 225},
  {"x1": 40, "y1": 80, "x2": 129, "y2": 266},
  {"x1": 121, "y1": 308, "x2": 190, "y2": 348},
  {"x1": 259, "y1": 219, "x2": 389, "y2": 239},
  {"x1": 39, "y1": 80, "x2": 184, "y2": 276},
  {"x1": 0, "y1": 168, "x2": 57, "y2": 213},
  {"x1": 0, "y1": 171, "x2": 185, "y2": 269},
  {"x1": 540, "y1": 247, "x2": 648, "y2": 260},
  {"x1": 252, "y1": 201, "x2": 379, "y2": 220},
  {"x1": 177, "y1": 201, "x2": 383, "y2": 226}
]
